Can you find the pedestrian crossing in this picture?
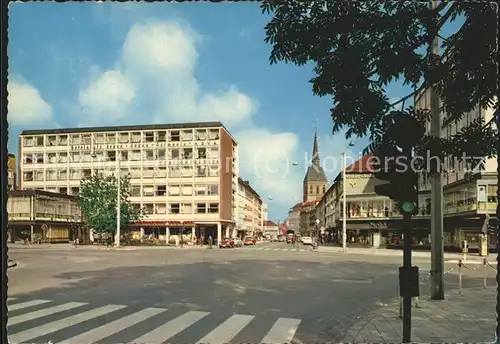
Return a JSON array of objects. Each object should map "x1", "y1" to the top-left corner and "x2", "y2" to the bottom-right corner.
[
  {"x1": 243, "y1": 246, "x2": 312, "y2": 252},
  {"x1": 7, "y1": 298, "x2": 301, "y2": 344}
]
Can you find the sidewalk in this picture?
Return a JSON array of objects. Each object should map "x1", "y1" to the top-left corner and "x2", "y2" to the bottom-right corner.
[
  {"x1": 341, "y1": 286, "x2": 496, "y2": 342},
  {"x1": 7, "y1": 240, "x2": 269, "y2": 251},
  {"x1": 318, "y1": 246, "x2": 486, "y2": 261}
]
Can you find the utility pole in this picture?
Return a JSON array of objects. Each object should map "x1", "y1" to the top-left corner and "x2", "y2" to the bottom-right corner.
[
  {"x1": 115, "y1": 154, "x2": 121, "y2": 248},
  {"x1": 342, "y1": 151, "x2": 347, "y2": 252},
  {"x1": 429, "y1": 0, "x2": 445, "y2": 300}
]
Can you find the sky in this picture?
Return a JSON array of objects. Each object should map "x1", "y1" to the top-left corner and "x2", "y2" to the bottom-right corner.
[{"x1": 7, "y1": 2, "x2": 463, "y2": 222}]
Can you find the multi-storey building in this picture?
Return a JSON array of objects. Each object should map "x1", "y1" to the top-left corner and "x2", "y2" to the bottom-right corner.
[
  {"x1": 415, "y1": 90, "x2": 498, "y2": 251},
  {"x1": 18, "y1": 122, "x2": 238, "y2": 242},
  {"x1": 285, "y1": 202, "x2": 301, "y2": 234},
  {"x1": 8, "y1": 153, "x2": 16, "y2": 191},
  {"x1": 316, "y1": 153, "x2": 431, "y2": 248},
  {"x1": 235, "y1": 178, "x2": 263, "y2": 238},
  {"x1": 263, "y1": 220, "x2": 279, "y2": 238}
]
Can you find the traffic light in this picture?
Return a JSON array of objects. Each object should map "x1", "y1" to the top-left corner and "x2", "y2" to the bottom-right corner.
[{"x1": 373, "y1": 144, "x2": 418, "y2": 214}]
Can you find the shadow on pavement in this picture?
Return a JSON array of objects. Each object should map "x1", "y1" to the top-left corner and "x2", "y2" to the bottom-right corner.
[{"x1": 8, "y1": 258, "x2": 495, "y2": 342}]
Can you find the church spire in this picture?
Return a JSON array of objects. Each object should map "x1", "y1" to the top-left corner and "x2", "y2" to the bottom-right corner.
[{"x1": 312, "y1": 131, "x2": 320, "y2": 166}]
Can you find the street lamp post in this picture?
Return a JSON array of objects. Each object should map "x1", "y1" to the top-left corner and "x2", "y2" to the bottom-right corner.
[
  {"x1": 115, "y1": 154, "x2": 121, "y2": 248},
  {"x1": 342, "y1": 151, "x2": 347, "y2": 252}
]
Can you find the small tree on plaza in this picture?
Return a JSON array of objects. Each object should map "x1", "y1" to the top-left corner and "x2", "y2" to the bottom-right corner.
[{"x1": 77, "y1": 173, "x2": 144, "y2": 242}]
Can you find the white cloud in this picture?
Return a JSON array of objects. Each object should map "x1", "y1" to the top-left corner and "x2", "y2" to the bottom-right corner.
[
  {"x1": 78, "y1": 70, "x2": 135, "y2": 121},
  {"x1": 73, "y1": 18, "x2": 313, "y2": 211},
  {"x1": 7, "y1": 80, "x2": 53, "y2": 126},
  {"x1": 236, "y1": 128, "x2": 302, "y2": 201}
]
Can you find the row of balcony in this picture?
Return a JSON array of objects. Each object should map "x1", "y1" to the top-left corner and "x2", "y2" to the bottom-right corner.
[{"x1": 22, "y1": 129, "x2": 221, "y2": 148}]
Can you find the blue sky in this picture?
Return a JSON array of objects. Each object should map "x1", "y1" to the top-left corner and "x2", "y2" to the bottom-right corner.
[{"x1": 8, "y1": 2, "x2": 463, "y2": 221}]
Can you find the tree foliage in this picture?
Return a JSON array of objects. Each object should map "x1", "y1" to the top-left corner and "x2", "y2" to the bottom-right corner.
[
  {"x1": 261, "y1": 1, "x2": 498, "y2": 160},
  {"x1": 77, "y1": 173, "x2": 144, "y2": 237}
]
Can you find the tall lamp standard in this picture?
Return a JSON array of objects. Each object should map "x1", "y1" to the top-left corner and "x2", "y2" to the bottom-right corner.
[{"x1": 115, "y1": 153, "x2": 121, "y2": 248}]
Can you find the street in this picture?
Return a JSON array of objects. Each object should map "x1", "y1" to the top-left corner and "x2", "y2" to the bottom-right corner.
[{"x1": 7, "y1": 243, "x2": 497, "y2": 343}]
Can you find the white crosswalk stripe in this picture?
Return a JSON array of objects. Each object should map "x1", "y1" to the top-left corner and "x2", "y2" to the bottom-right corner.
[
  {"x1": 9, "y1": 304, "x2": 126, "y2": 344},
  {"x1": 59, "y1": 307, "x2": 165, "y2": 344},
  {"x1": 243, "y1": 246, "x2": 311, "y2": 253},
  {"x1": 197, "y1": 314, "x2": 254, "y2": 344},
  {"x1": 130, "y1": 310, "x2": 209, "y2": 343},
  {"x1": 9, "y1": 300, "x2": 51, "y2": 311},
  {"x1": 260, "y1": 317, "x2": 301, "y2": 343},
  {"x1": 9, "y1": 302, "x2": 87, "y2": 326},
  {"x1": 7, "y1": 299, "x2": 302, "y2": 344}
]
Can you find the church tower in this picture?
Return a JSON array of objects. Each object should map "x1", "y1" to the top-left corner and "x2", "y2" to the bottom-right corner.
[{"x1": 303, "y1": 132, "x2": 328, "y2": 202}]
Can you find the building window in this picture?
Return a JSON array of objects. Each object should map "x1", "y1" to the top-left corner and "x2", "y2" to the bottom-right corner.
[
  {"x1": 182, "y1": 184, "x2": 193, "y2": 196},
  {"x1": 196, "y1": 129, "x2": 207, "y2": 140},
  {"x1": 197, "y1": 148, "x2": 206, "y2": 159},
  {"x1": 23, "y1": 136, "x2": 34, "y2": 147},
  {"x1": 143, "y1": 185, "x2": 155, "y2": 197},
  {"x1": 144, "y1": 204, "x2": 154, "y2": 214},
  {"x1": 23, "y1": 171, "x2": 34, "y2": 181},
  {"x1": 196, "y1": 202, "x2": 206, "y2": 213},
  {"x1": 208, "y1": 203, "x2": 219, "y2": 213},
  {"x1": 168, "y1": 185, "x2": 180, "y2": 196},
  {"x1": 155, "y1": 185, "x2": 167, "y2": 196},
  {"x1": 157, "y1": 131, "x2": 166, "y2": 142},
  {"x1": 131, "y1": 186, "x2": 141, "y2": 197},
  {"x1": 23, "y1": 154, "x2": 33, "y2": 164},
  {"x1": 195, "y1": 185, "x2": 206, "y2": 196},
  {"x1": 208, "y1": 184, "x2": 219, "y2": 195},
  {"x1": 181, "y1": 129, "x2": 193, "y2": 141},
  {"x1": 144, "y1": 132, "x2": 154, "y2": 142},
  {"x1": 119, "y1": 133, "x2": 129, "y2": 143},
  {"x1": 183, "y1": 148, "x2": 193, "y2": 159},
  {"x1": 131, "y1": 132, "x2": 141, "y2": 143},
  {"x1": 170, "y1": 149, "x2": 180, "y2": 159},
  {"x1": 181, "y1": 203, "x2": 193, "y2": 214},
  {"x1": 156, "y1": 203, "x2": 167, "y2": 214},
  {"x1": 169, "y1": 167, "x2": 182, "y2": 178},
  {"x1": 488, "y1": 185, "x2": 498, "y2": 203},
  {"x1": 34, "y1": 136, "x2": 44, "y2": 147},
  {"x1": 170, "y1": 130, "x2": 180, "y2": 142},
  {"x1": 182, "y1": 167, "x2": 193, "y2": 177},
  {"x1": 323, "y1": 185, "x2": 326, "y2": 193},
  {"x1": 208, "y1": 165, "x2": 219, "y2": 177},
  {"x1": 196, "y1": 166, "x2": 206, "y2": 177},
  {"x1": 169, "y1": 203, "x2": 180, "y2": 214},
  {"x1": 208, "y1": 129, "x2": 219, "y2": 140},
  {"x1": 106, "y1": 133, "x2": 115, "y2": 144}
]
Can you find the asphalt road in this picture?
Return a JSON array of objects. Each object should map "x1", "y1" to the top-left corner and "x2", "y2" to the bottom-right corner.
[{"x1": 7, "y1": 243, "x2": 495, "y2": 344}]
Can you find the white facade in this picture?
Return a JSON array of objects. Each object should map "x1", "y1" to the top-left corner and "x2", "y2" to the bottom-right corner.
[
  {"x1": 415, "y1": 90, "x2": 498, "y2": 217},
  {"x1": 18, "y1": 122, "x2": 238, "y2": 232},
  {"x1": 236, "y1": 178, "x2": 263, "y2": 236}
]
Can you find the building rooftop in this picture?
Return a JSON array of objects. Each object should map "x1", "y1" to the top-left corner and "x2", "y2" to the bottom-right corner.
[
  {"x1": 238, "y1": 177, "x2": 262, "y2": 201},
  {"x1": 264, "y1": 220, "x2": 278, "y2": 227},
  {"x1": 20, "y1": 121, "x2": 228, "y2": 136}
]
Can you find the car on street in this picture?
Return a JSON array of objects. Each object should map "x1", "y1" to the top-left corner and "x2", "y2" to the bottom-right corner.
[
  {"x1": 233, "y1": 238, "x2": 243, "y2": 247},
  {"x1": 244, "y1": 237, "x2": 256, "y2": 245},
  {"x1": 301, "y1": 236, "x2": 313, "y2": 245},
  {"x1": 219, "y1": 238, "x2": 235, "y2": 248}
]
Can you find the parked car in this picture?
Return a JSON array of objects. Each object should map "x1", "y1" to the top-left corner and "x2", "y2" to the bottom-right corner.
[
  {"x1": 301, "y1": 236, "x2": 313, "y2": 245},
  {"x1": 244, "y1": 237, "x2": 256, "y2": 245},
  {"x1": 219, "y1": 237, "x2": 235, "y2": 248},
  {"x1": 233, "y1": 238, "x2": 243, "y2": 247}
]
